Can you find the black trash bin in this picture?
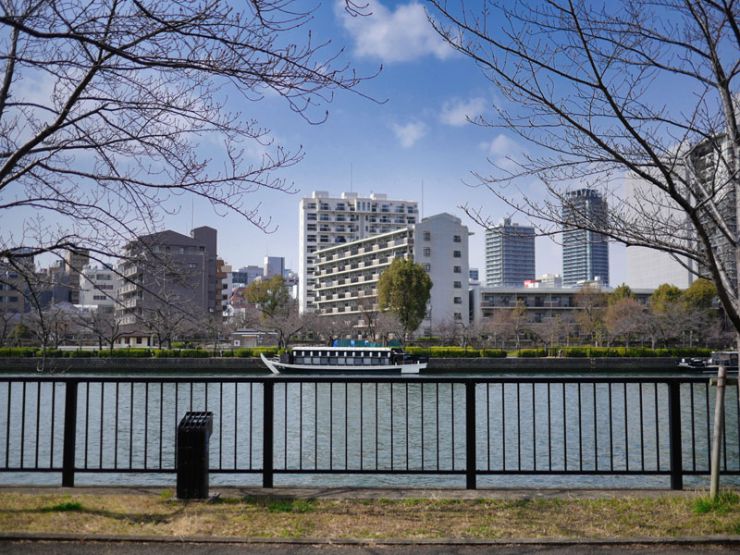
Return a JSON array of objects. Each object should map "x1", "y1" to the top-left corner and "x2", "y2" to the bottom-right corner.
[{"x1": 176, "y1": 411, "x2": 213, "y2": 499}]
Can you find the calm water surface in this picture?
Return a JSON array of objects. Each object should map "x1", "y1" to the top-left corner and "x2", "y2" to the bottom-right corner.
[{"x1": 1, "y1": 371, "x2": 738, "y2": 489}]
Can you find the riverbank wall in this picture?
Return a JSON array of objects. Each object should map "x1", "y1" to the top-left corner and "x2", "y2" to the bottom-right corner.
[{"x1": 0, "y1": 356, "x2": 683, "y2": 373}]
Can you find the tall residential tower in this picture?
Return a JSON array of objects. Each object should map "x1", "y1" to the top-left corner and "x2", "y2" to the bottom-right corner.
[
  {"x1": 562, "y1": 189, "x2": 609, "y2": 287},
  {"x1": 485, "y1": 218, "x2": 535, "y2": 287}
]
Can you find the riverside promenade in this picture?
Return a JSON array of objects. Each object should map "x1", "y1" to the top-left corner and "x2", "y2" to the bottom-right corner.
[{"x1": 1, "y1": 486, "x2": 739, "y2": 553}]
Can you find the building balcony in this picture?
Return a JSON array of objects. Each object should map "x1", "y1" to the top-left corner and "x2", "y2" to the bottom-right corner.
[{"x1": 118, "y1": 283, "x2": 139, "y2": 295}]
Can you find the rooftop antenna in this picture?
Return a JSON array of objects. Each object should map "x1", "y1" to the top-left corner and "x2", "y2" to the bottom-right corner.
[{"x1": 421, "y1": 179, "x2": 425, "y2": 219}]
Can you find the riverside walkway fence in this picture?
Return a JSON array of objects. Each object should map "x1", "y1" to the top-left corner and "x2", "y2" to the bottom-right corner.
[{"x1": 0, "y1": 376, "x2": 739, "y2": 489}]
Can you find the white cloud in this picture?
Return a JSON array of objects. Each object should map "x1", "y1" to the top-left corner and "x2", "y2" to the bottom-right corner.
[
  {"x1": 440, "y1": 97, "x2": 486, "y2": 127},
  {"x1": 391, "y1": 121, "x2": 427, "y2": 148},
  {"x1": 481, "y1": 134, "x2": 527, "y2": 170},
  {"x1": 486, "y1": 134, "x2": 519, "y2": 157},
  {"x1": 337, "y1": 1, "x2": 453, "y2": 63}
]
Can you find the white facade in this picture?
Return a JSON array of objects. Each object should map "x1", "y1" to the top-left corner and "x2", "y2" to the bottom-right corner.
[
  {"x1": 299, "y1": 191, "x2": 418, "y2": 313},
  {"x1": 78, "y1": 266, "x2": 117, "y2": 311},
  {"x1": 413, "y1": 213, "x2": 470, "y2": 330},
  {"x1": 624, "y1": 173, "x2": 693, "y2": 288},
  {"x1": 313, "y1": 213, "x2": 469, "y2": 335}
]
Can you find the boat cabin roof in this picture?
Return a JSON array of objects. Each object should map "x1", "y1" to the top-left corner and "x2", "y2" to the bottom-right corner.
[{"x1": 291, "y1": 346, "x2": 395, "y2": 352}]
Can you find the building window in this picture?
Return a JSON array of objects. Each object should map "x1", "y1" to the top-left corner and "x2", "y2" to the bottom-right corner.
[
  {"x1": 453, "y1": 281, "x2": 462, "y2": 288},
  {"x1": 423, "y1": 264, "x2": 431, "y2": 272},
  {"x1": 453, "y1": 235, "x2": 462, "y2": 243},
  {"x1": 423, "y1": 231, "x2": 431, "y2": 241},
  {"x1": 423, "y1": 247, "x2": 431, "y2": 257},
  {"x1": 454, "y1": 297, "x2": 462, "y2": 304},
  {"x1": 454, "y1": 312, "x2": 462, "y2": 320},
  {"x1": 307, "y1": 213, "x2": 316, "y2": 221},
  {"x1": 453, "y1": 266, "x2": 461, "y2": 273},
  {"x1": 453, "y1": 250, "x2": 461, "y2": 258}
]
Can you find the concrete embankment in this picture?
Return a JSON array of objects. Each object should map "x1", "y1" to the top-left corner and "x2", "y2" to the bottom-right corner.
[{"x1": 0, "y1": 356, "x2": 682, "y2": 373}]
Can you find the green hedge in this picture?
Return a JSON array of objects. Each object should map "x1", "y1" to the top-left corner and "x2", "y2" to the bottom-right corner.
[
  {"x1": 98, "y1": 348, "x2": 153, "y2": 358},
  {"x1": 0, "y1": 347, "x2": 38, "y2": 357},
  {"x1": 517, "y1": 346, "x2": 713, "y2": 358},
  {"x1": 154, "y1": 349, "x2": 210, "y2": 358},
  {"x1": 234, "y1": 347, "x2": 280, "y2": 358},
  {"x1": 405, "y1": 346, "x2": 506, "y2": 358}
]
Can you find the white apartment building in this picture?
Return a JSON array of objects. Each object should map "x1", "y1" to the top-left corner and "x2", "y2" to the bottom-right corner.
[
  {"x1": 314, "y1": 213, "x2": 469, "y2": 335},
  {"x1": 78, "y1": 265, "x2": 117, "y2": 312},
  {"x1": 299, "y1": 191, "x2": 418, "y2": 313}
]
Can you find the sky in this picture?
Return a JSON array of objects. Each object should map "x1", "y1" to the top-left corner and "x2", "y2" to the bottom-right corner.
[
  {"x1": 8, "y1": 0, "x2": 626, "y2": 283},
  {"x1": 179, "y1": 0, "x2": 625, "y2": 283}
]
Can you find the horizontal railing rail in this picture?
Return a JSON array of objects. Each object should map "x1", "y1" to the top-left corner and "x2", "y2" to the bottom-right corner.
[{"x1": 0, "y1": 375, "x2": 738, "y2": 489}]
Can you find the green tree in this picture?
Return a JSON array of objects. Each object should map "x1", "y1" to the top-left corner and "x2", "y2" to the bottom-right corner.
[
  {"x1": 609, "y1": 284, "x2": 635, "y2": 305},
  {"x1": 244, "y1": 276, "x2": 291, "y2": 320},
  {"x1": 650, "y1": 284, "x2": 683, "y2": 314},
  {"x1": 682, "y1": 279, "x2": 717, "y2": 310},
  {"x1": 377, "y1": 259, "x2": 432, "y2": 342}
]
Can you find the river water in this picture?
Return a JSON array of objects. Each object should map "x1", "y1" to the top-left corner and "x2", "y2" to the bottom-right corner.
[{"x1": 1, "y1": 371, "x2": 739, "y2": 489}]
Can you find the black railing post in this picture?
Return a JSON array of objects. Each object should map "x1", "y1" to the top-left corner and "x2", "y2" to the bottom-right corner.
[
  {"x1": 62, "y1": 380, "x2": 79, "y2": 487},
  {"x1": 262, "y1": 381, "x2": 274, "y2": 488},
  {"x1": 668, "y1": 381, "x2": 683, "y2": 490},
  {"x1": 465, "y1": 382, "x2": 477, "y2": 490}
]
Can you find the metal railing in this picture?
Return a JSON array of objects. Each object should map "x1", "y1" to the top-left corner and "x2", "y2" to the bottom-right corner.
[{"x1": 0, "y1": 376, "x2": 738, "y2": 489}]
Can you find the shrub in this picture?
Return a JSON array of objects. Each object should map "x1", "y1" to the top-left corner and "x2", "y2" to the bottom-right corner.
[
  {"x1": 98, "y1": 348, "x2": 152, "y2": 358},
  {"x1": 479, "y1": 349, "x2": 507, "y2": 358},
  {"x1": 518, "y1": 348, "x2": 547, "y2": 358},
  {"x1": 0, "y1": 347, "x2": 37, "y2": 357},
  {"x1": 63, "y1": 350, "x2": 96, "y2": 358}
]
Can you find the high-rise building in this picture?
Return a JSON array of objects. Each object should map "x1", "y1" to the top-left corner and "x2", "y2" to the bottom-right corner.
[
  {"x1": 686, "y1": 135, "x2": 736, "y2": 290},
  {"x1": 263, "y1": 256, "x2": 285, "y2": 278},
  {"x1": 624, "y1": 173, "x2": 693, "y2": 289},
  {"x1": 64, "y1": 249, "x2": 90, "y2": 304},
  {"x1": 313, "y1": 213, "x2": 469, "y2": 334},
  {"x1": 299, "y1": 191, "x2": 418, "y2": 313},
  {"x1": 562, "y1": 189, "x2": 609, "y2": 287},
  {"x1": 116, "y1": 227, "x2": 218, "y2": 329},
  {"x1": 485, "y1": 218, "x2": 535, "y2": 287}
]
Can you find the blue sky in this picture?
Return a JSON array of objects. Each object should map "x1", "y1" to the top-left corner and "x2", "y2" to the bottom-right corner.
[
  {"x1": 10, "y1": 0, "x2": 626, "y2": 282},
  {"x1": 177, "y1": 0, "x2": 625, "y2": 282}
]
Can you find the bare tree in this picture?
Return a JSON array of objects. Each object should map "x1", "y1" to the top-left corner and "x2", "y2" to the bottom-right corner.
[
  {"x1": 605, "y1": 298, "x2": 645, "y2": 348},
  {"x1": 575, "y1": 287, "x2": 607, "y2": 346},
  {"x1": 75, "y1": 307, "x2": 125, "y2": 352},
  {"x1": 0, "y1": 1, "x2": 372, "y2": 287},
  {"x1": 429, "y1": 1, "x2": 740, "y2": 340}
]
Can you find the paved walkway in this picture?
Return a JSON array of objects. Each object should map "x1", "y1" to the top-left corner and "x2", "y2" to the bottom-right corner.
[{"x1": 1, "y1": 539, "x2": 738, "y2": 554}]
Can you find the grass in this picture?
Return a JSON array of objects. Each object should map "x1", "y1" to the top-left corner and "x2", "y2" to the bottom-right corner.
[
  {"x1": 0, "y1": 491, "x2": 739, "y2": 540},
  {"x1": 694, "y1": 491, "x2": 740, "y2": 515}
]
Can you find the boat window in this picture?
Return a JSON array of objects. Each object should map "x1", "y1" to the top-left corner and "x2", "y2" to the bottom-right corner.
[
  {"x1": 372, "y1": 358, "x2": 380, "y2": 365},
  {"x1": 320, "y1": 357, "x2": 329, "y2": 365},
  {"x1": 329, "y1": 358, "x2": 338, "y2": 365},
  {"x1": 337, "y1": 358, "x2": 346, "y2": 365},
  {"x1": 295, "y1": 357, "x2": 305, "y2": 364},
  {"x1": 364, "y1": 357, "x2": 372, "y2": 365}
]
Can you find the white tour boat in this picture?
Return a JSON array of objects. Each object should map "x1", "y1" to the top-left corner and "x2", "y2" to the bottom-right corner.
[{"x1": 260, "y1": 346, "x2": 427, "y2": 374}]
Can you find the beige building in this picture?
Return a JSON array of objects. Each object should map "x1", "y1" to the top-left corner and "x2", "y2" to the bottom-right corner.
[{"x1": 314, "y1": 213, "x2": 470, "y2": 335}]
